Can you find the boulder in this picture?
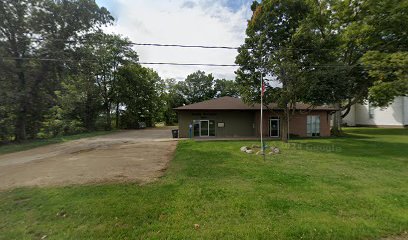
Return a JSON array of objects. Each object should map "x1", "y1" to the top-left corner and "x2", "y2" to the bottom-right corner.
[
  {"x1": 251, "y1": 144, "x2": 260, "y2": 149},
  {"x1": 273, "y1": 147, "x2": 280, "y2": 154},
  {"x1": 256, "y1": 150, "x2": 264, "y2": 155},
  {"x1": 245, "y1": 149, "x2": 254, "y2": 154},
  {"x1": 240, "y1": 146, "x2": 249, "y2": 152}
]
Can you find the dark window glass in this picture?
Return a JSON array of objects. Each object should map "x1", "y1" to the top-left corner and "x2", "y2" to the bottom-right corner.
[{"x1": 209, "y1": 120, "x2": 216, "y2": 136}]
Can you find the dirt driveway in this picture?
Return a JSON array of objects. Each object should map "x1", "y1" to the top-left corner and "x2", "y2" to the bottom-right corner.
[{"x1": 0, "y1": 128, "x2": 178, "y2": 190}]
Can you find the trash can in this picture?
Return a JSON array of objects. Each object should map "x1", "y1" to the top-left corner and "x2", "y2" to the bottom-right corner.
[{"x1": 172, "y1": 129, "x2": 179, "y2": 138}]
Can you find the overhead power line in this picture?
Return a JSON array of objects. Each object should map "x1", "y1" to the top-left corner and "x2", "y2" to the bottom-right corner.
[
  {"x1": 14, "y1": 36, "x2": 408, "y2": 52},
  {"x1": 132, "y1": 43, "x2": 238, "y2": 50},
  {"x1": 139, "y1": 62, "x2": 238, "y2": 67},
  {"x1": 2, "y1": 56, "x2": 405, "y2": 70},
  {"x1": 0, "y1": 56, "x2": 238, "y2": 67},
  {"x1": 27, "y1": 37, "x2": 362, "y2": 51},
  {"x1": 27, "y1": 37, "x2": 240, "y2": 50}
]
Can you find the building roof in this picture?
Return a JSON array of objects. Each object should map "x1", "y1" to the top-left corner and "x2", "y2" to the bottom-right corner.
[{"x1": 174, "y1": 96, "x2": 337, "y2": 111}]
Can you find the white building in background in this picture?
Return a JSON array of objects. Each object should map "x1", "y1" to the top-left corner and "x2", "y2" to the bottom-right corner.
[{"x1": 343, "y1": 96, "x2": 408, "y2": 127}]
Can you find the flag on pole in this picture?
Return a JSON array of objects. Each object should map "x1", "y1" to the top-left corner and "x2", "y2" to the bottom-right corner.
[{"x1": 261, "y1": 80, "x2": 265, "y2": 96}]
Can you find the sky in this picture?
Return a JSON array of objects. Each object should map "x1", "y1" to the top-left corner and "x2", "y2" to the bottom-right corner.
[{"x1": 95, "y1": 0, "x2": 254, "y2": 81}]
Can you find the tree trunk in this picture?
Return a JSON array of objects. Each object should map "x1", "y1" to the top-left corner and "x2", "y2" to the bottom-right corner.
[
  {"x1": 115, "y1": 102, "x2": 120, "y2": 129},
  {"x1": 14, "y1": 106, "x2": 27, "y2": 142},
  {"x1": 281, "y1": 107, "x2": 289, "y2": 143},
  {"x1": 332, "y1": 103, "x2": 342, "y2": 136},
  {"x1": 105, "y1": 103, "x2": 111, "y2": 131},
  {"x1": 84, "y1": 93, "x2": 94, "y2": 131},
  {"x1": 14, "y1": 59, "x2": 27, "y2": 142}
]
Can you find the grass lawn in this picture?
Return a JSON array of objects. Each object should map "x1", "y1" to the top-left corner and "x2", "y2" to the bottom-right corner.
[
  {"x1": 0, "y1": 131, "x2": 116, "y2": 156},
  {"x1": 0, "y1": 128, "x2": 407, "y2": 239}
]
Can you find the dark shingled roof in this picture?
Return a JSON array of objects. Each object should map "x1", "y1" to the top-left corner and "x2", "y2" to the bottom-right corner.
[{"x1": 174, "y1": 96, "x2": 337, "y2": 111}]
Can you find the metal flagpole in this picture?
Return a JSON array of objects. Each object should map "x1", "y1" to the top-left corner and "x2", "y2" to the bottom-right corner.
[{"x1": 260, "y1": 72, "x2": 263, "y2": 155}]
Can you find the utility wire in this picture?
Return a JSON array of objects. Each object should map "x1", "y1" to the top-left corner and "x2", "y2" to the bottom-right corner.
[
  {"x1": 132, "y1": 43, "x2": 238, "y2": 50},
  {"x1": 27, "y1": 37, "x2": 240, "y2": 50},
  {"x1": 25, "y1": 37, "x2": 365, "y2": 51},
  {"x1": 11, "y1": 36, "x2": 408, "y2": 52},
  {"x1": 1, "y1": 56, "x2": 405, "y2": 70},
  {"x1": 140, "y1": 62, "x2": 238, "y2": 67},
  {"x1": 0, "y1": 56, "x2": 238, "y2": 67}
]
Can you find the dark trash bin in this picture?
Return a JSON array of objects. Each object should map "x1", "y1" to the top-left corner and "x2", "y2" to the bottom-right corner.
[{"x1": 172, "y1": 129, "x2": 179, "y2": 138}]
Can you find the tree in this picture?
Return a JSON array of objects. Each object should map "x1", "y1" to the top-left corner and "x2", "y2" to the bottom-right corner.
[
  {"x1": 237, "y1": 0, "x2": 408, "y2": 139},
  {"x1": 214, "y1": 79, "x2": 240, "y2": 98},
  {"x1": 354, "y1": 0, "x2": 408, "y2": 107},
  {"x1": 161, "y1": 79, "x2": 186, "y2": 125},
  {"x1": 159, "y1": 75, "x2": 238, "y2": 125},
  {"x1": 0, "y1": 0, "x2": 112, "y2": 141},
  {"x1": 330, "y1": 0, "x2": 408, "y2": 131},
  {"x1": 236, "y1": 0, "x2": 338, "y2": 142},
  {"x1": 179, "y1": 71, "x2": 216, "y2": 104},
  {"x1": 116, "y1": 64, "x2": 162, "y2": 128},
  {"x1": 81, "y1": 32, "x2": 139, "y2": 130},
  {"x1": 361, "y1": 52, "x2": 408, "y2": 107},
  {"x1": 56, "y1": 68, "x2": 102, "y2": 133},
  {"x1": 0, "y1": 62, "x2": 15, "y2": 142}
]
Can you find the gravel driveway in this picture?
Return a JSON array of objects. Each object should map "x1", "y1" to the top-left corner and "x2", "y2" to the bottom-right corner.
[{"x1": 0, "y1": 128, "x2": 178, "y2": 190}]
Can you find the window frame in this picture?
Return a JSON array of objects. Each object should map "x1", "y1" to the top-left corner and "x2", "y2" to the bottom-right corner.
[{"x1": 307, "y1": 115, "x2": 321, "y2": 137}]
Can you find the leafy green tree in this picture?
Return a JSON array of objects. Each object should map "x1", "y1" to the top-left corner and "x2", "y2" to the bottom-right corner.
[
  {"x1": 116, "y1": 64, "x2": 162, "y2": 128},
  {"x1": 361, "y1": 52, "x2": 408, "y2": 107},
  {"x1": 160, "y1": 76, "x2": 238, "y2": 125},
  {"x1": 0, "y1": 0, "x2": 112, "y2": 141},
  {"x1": 237, "y1": 0, "x2": 408, "y2": 138},
  {"x1": 349, "y1": 0, "x2": 408, "y2": 107},
  {"x1": 236, "y1": 0, "x2": 338, "y2": 141},
  {"x1": 179, "y1": 71, "x2": 216, "y2": 104},
  {"x1": 0, "y1": 53, "x2": 15, "y2": 142},
  {"x1": 56, "y1": 72, "x2": 102, "y2": 133},
  {"x1": 161, "y1": 79, "x2": 186, "y2": 125},
  {"x1": 322, "y1": 0, "x2": 408, "y2": 132},
  {"x1": 81, "y1": 32, "x2": 139, "y2": 130},
  {"x1": 214, "y1": 79, "x2": 240, "y2": 98}
]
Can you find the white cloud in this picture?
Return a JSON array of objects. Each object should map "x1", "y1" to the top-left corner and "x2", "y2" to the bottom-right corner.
[{"x1": 99, "y1": 0, "x2": 251, "y2": 80}]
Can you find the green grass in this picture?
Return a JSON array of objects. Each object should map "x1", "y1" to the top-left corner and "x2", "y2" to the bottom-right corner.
[
  {"x1": 0, "y1": 131, "x2": 115, "y2": 156},
  {"x1": 0, "y1": 128, "x2": 407, "y2": 239}
]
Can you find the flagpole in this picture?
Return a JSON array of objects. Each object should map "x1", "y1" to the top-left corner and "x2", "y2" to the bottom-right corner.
[{"x1": 260, "y1": 72, "x2": 263, "y2": 154}]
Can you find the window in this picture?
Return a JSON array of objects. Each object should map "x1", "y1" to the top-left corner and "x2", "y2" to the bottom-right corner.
[
  {"x1": 270, "y1": 117, "x2": 280, "y2": 137},
  {"x1": 209, "y1": 120, "x2": 216, "y2": 136},
  {"x1": 307, "y1": 115, "x2": 320, "y2": 137},
  {"x1": 368, "y1": 102, "x2": 375, "y2": 119},
  {"x1": 192, "y1": 120, "x2": 215, "y2": 137},
  {"x1": 193, "y1": 120, "x2": 200, "y2": 137}
]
